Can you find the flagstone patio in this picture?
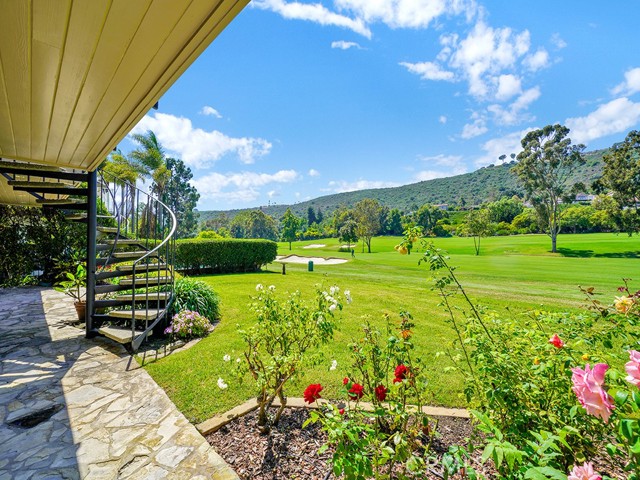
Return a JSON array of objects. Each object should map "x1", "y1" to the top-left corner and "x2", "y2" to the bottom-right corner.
[{"x1": 0, "y1": 287, "x2": 238, "y2": 480}]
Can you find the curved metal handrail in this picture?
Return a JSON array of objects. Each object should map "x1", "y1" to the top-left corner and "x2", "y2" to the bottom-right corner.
[{"x1": 94, "y1": 169, "x2": 177, "y2": 351}]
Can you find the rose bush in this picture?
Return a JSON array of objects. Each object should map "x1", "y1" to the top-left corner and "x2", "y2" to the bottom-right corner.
[
  {"x1": 306, "y1": 314, "x2": 439, "y2": 479},
  {"x1": 237, "y1": 284, "x2": 348, "y2": 432},
  {"x1": 418, "y1": 241, "x2": 640, "y2": 477}
]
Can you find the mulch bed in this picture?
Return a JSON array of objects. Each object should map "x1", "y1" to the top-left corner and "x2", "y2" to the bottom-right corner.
[{"x1": 207, "y1": 407, "x2": 496, "y2": 479}]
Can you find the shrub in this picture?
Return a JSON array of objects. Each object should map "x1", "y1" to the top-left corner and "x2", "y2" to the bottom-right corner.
[
  {"x1": 164, "y1": 310, "x2": 214, "y2": 340},
  {"x1": 175, "y1": 238, "x2": 277, "y2": 274},
  {"x1": 307, "y1": 314, "x2": 437, "y2": 479},
  {"x1": 171, "y1": 277, "x2": 220, "y2": 320},
  {"x1": 419, "y1": 241, "x2": 640, "y2": 475},
  {"x1": 236, "y1": 284, "x2": 349, "y2": 432},
  {"x1": 0, "y1": 206, "x2": 85, "y2": 285}
]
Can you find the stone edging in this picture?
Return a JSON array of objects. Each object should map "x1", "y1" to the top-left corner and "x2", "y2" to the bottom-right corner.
[{"x1": 196, "y1": 397, "x2": 469, "y2": 436}]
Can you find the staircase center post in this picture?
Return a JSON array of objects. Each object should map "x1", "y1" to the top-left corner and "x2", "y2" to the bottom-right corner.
[{"x1": 86, "y1": 170, "x2": 98, "y2": 337}]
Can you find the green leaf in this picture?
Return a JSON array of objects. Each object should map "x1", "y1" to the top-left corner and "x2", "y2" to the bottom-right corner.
[
  {"x1": 524, "y1": 466, "x2": 567, "y2": 480},
  {"x1": 481, "y1": 444, "x2": 494, "y2": 464}
]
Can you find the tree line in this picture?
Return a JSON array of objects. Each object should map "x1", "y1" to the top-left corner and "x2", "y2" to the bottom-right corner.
[{"x1": 200, "y1": 125, "x2": 640, "y2": 255}]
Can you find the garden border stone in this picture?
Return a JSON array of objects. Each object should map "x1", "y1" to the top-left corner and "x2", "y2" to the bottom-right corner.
[{"x1": 196, "y1": 397, "x2": 469, "y2": 435}]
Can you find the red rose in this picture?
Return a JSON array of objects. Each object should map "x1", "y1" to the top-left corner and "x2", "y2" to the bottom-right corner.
[
  {"x1": 374, "y1": 384, "x2": 387, "y2": 402},
  {"x1": 549, "y1": 333, "x2": 565, "y2": 349},
  {"x1": 343, "y1": 377, "x2": 350, "y2": 385},
  {"x1": 348, "y1": 383, "x2": 364, "y2": 399},
  {"x1": 394, "y1": 364, "x2": 408, "y2": 380},
  {"x1": 303, "y1": 383, "x2": 323, "y2": 404}
]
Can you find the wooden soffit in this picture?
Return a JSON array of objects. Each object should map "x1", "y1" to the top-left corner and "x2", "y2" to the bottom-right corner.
[{"x1": 0, "y1": 0, "x2": 249, "y2": 173}]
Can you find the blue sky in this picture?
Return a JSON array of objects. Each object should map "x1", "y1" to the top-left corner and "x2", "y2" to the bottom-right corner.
[{"x1": 123, "y1": 0, "x2": 640, "y2": 211}]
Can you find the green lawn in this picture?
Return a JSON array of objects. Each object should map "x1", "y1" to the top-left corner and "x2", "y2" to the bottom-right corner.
[{"x1": 145, "y1": 233, "x2": 639, "y2": 423}]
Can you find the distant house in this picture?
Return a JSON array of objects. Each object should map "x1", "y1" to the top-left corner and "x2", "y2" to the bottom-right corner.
[
  {"x1": 434, "y1": 204, "x2": 449, "y2": 211},
  {"x1": 574, "y1": 193, "x2": 596, "y2": 203}
]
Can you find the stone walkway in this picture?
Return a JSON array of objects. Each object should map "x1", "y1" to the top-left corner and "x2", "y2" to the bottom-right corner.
[{"x1": 0, "y1": 287, "x2": 238, "y2": 480}]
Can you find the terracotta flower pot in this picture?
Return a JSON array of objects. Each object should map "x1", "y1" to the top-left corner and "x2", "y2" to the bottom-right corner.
[{"x1": 74, "y1": 301, "x2": 86, "y2": 322}]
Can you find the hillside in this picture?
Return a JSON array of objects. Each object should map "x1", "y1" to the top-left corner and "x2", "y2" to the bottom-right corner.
[{"x1": 198, "y1": 149, "x2": 607, "y2": 222}]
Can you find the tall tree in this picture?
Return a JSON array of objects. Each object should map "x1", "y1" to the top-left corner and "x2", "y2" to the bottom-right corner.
[
  {"x1": 100, "y1": 149, "x2": 147, "y2": 231},
  {"x1": 513, "y1": 124, "x2": 585, "y2": 252},
  {"x1": 597, "y1": 130, "x2": 640, "y2": 235},
  {"x1": 464, "y1": 209, "x2": 492, "y2": 255},
  {"x1": 486, "y1": 197, "x2": 524, "y2": 224},
  {"x1": 231, "y1": 210, "x2": 278, "y2": 240},
  {"x1": 164, "y1": 157, "x2": 200, "y2": 238},
  {"x1": 354, "y1": 198, "x2": 383, "y2": 253},
  {"x1": 415, "y1": 204, "x2": 447, "y2": 234},
  {"x1": 129, "y1": 130, "x2": 171, "y2": 237},
  {"x1": 386, "y1": 208, "x2": 404, "y2": 235},
  {"x1": 280, "y1": 208, "x2": 301, "y2": 250},
  {"x1": 203, "y1": 213, "x2": 230, "y2": 232},
  {"x1": 338, "y1": 220, "x2": 358, "y2": 251},
  {"x1": 307, "y1": 207, "x2": 317, "y2": 226}
]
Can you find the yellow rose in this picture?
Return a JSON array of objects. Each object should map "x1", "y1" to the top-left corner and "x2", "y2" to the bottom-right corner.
[
  {"x1": 614, "y1": 296, "x2": 635, "y2": 314},
  {"x1": 533, "y1": 357, "x2": 540, "y2": 365},
  {"x1": 581, "y1": 354, "x2": 589, "y2": 361}
]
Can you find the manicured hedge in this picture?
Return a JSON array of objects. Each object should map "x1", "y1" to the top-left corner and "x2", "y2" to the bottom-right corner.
[{"x1": 175, "y1": 238, "x2": 277, "y2": 274}]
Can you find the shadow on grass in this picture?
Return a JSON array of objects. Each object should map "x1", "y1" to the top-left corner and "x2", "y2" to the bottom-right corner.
[{"x1": 556, "y1": 248, "x2": 640, "y2": 258}]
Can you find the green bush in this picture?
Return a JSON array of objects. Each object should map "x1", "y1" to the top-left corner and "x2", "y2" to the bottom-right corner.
[
  {"x1": 171, "y1": 277, "x2": 221, "y2": 320},
  {"x1": 0, "y1": 206, "x2": 85, "y2": 286},
  {"x1": 175, "y1": 238, "x2": 277, "y2": 274}
]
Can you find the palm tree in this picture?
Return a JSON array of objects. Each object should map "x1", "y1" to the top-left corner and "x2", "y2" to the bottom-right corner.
[
  {"x1": 129, "y1": 130, "x2": 172, "y2": 238},
  {"x1": 101, "y1": 149, "x2": 148, "y2": 233}
]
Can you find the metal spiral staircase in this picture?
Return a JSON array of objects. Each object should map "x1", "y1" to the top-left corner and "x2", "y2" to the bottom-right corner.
[{"x1": 0, "y1": 159, "x2": 176, "y2": 353}]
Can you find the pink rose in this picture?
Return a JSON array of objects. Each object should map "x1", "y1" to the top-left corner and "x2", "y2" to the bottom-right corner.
[
  {"x1": 568, "y1": 461, "x2": 602, "y2": 480},
  {"x1": 548, "y1": 333, "x2": 565, "y2": 349},
  {"x1": 571, "y1": 363, "x2": 614, "y2": 423},
  {"x1": 625, "y1": 350, "x2": 640, "y2": 387}
]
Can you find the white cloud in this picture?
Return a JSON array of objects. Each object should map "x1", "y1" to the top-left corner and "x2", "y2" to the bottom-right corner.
[
  {"x1": 308, "y1": 168, "x2": 320, "y2": 177},
  {"x1": 550, "y1": 33, "x2": 567, "y2": 50},
  {"x1": 200, "y1": 106, "x2": 222, "y2": 118},
  {"x1": 522, "y1": 48, "x2": 550, "y2": 72},
  {"x1": 400, "y1": 61, "x2": 455, "y2": 81},
  {"x1": 461, "y1": 112, "x2": 488, "y2": 138},
  {"x1": 565, "y1": 97, "x2": 640, "y2": 144},
  {"x1": 414, "y1": 166, "x2": 467, "y2": 182},
  {"x1": 495, "y1": 74, "x2": 522, "y2": 101},
  {"x1": 326, "y1": 179, "x2": 399, "y2": 193},
  {"x1": 193, "y1": 170, "x2": 299, "y2": 203},
  {"x1": 611, "y1": 67, "x2": 640, "y2": 96},
  {"x1": 414, "y1": 154, "x2": 467, "y2": 181},
  {"x1": 487, "y1": 86, "x2": 540, "y2": 125},
  {"x1": 131, "y1": 113, "x2": 272, "y2": 168},
  {"x1": 439, "y1": 115, "x2": 447, "y2": 124},
  {"x1": 331, "y1": 40, "x2": 361, "y2": 50},
  {"x1": 446, "y1": 20, "x2": 531, "y2": 99},
  {"x1": 252, "y1": 0, "x2": 371, "y2": 38},
  {"x1": 418, "y1": 154, "x2": 463, "y2": 167},
  {"x1": 474, "y1": 129, "x2": 531, "y2": 167},
  {"x1": 334, "y1": 0, "x2": 477, "y2": 29}
]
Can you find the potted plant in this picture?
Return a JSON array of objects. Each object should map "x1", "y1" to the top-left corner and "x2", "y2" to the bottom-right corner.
[{"x1": 54, "y1": 264, "x2": 87, "y2": 322}]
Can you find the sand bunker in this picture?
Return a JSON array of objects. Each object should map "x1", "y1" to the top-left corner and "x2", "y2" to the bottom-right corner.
[
  {"x1": 275, "y1": 255, "x2": 347, "y2": 265},
  {"x1": 302, "y1": 244, "x2": 326, "y2": 249}
]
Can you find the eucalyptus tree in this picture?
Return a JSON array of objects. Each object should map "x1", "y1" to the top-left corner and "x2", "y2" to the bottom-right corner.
[
  {"x1": 597, "y1": 130, "x2": 640, "y2": 235},
  {"x1": 512, "y1": 124, "x2": 585, "y2": 252},
  {"x1": 354, "y1": 198, "x2": 383, "y2": 253}
]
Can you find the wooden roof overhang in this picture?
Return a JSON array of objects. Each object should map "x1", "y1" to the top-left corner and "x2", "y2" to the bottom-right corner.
[{"x1": 0, "y1": 0, "x2": 249, "y2": 205}]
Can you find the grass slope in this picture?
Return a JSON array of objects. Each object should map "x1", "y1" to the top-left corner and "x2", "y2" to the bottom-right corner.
[
  {"x1": 145, "y1": 232, "x2": 637, "y2": 423},
  {"x1": 198, "y1": 149, "x2": 607, "y2": 222}
]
